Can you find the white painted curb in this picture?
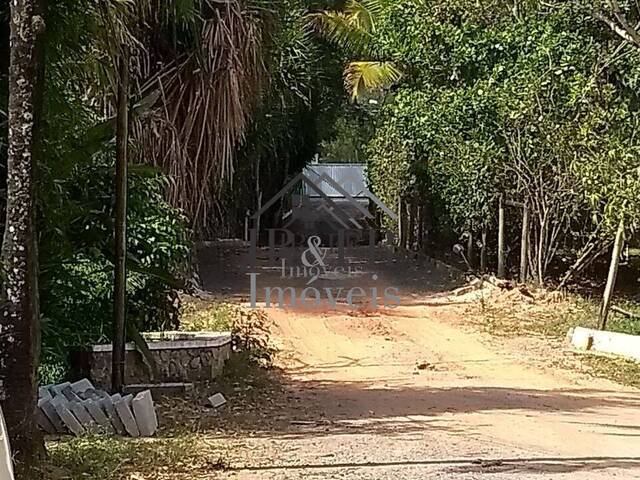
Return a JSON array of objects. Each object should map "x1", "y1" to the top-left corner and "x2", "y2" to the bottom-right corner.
[{"x1": 569, "y1": 326, "x2": 640, "y2": 362}]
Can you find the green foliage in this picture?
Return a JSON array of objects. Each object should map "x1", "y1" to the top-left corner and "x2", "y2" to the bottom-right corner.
[
  {"x1": 21, "y1": 0, "x2": 194, "y2": 383},
  {"x1": 311, "y1": 0, "x2": 406, "y2": 100},
  {"x1": 38, "y1": 159, "x2": 191, "y2": 383},
  {"x1": 216, "y1": 0, "x2": 345, "y2": 236},
  {"x1": 319, "y1": 106, "x2": 375, "y2": 162},
  {"x1": 358, "y1": 0, "x2": 640, "y2": 281}
]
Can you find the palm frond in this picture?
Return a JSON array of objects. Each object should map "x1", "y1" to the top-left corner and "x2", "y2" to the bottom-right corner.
[
  {"x1": 344, "y1": 61, "x2": 402, "y2": 101},
  {"x1": 345, "y1": 0, "x2": 395, "y2": 30},
  {"x1": 135, "y1": 2, "x2": 265, "y2": 234},
  {"x1": 308, "y1": 10, "x2": 374, "y2": 56}
]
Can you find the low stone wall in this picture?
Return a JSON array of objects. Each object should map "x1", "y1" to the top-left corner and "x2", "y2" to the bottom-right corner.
[{"x1": 73, "y1": 331, "x2": 232, "y2": 390}]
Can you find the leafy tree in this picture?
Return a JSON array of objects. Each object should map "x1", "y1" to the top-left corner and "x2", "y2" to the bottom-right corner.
[{"x1": 356, "y1": 0, "x2": 640, "y2": 284}]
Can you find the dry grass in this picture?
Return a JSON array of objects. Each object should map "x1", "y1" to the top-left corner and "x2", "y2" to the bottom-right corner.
[
  {"x1": 464, "y1": 284, "x2": 640, "y2": 388},
  {"x1": 136, "y1": 1, "x2": 265, "y2": 235},
  {"x1": 39, "y1": 434, "x2": 229, "y2": 479}
]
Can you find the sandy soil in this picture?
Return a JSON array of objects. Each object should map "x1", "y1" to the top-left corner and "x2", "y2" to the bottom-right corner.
[{"x1": 197, "y1": 245, "x2": 640, "y2": 479}]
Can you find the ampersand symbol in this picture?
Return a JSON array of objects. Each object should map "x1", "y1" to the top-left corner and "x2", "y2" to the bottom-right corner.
[{"x1": 301, "y1": 236, "x2": 327, "y2": 267}]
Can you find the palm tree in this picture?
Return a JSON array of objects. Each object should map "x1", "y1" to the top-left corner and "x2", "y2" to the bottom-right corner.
[
  {"x1": 309, "y1": 0, "x2": 402, "y2": 101},
  {"x1": 1, "y1": 0, "x2": 46, "y2": 472},
  {"x1": 134, "y1": 0, "x2": 266, "y2": 235}
]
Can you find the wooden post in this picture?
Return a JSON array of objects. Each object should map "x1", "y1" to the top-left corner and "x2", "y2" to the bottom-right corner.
[
  {"x1": 497, "y1": 196, "x2": 505, "y2": 278},
  {"x1": 112, "y1": 47, "x2": 129, "y2": 394},
  {"x1": 520, "y1": 202, "x2": 529, "y2": 283},
  {"x1": 480, "y1": 229, "x2": 487, "y2": 273},
  {"x1": 397, "y1": 197, "x2": 404, "y2": 248},
  {"x1": 466, "y1": 230, "x2": 474, "y2": 267},
  {"x1": 407, "y1": 200, "x2": 416, "y2": 250},
  {"x1": 599, "y1": 220, "x2": 625, "y2": 330}
]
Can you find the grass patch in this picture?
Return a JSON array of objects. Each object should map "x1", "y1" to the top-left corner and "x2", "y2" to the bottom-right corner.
[
  {"x1": 39, "y1": 435, "x2": 228, "y2": 479},
  {"x1": 477, "y1": 294, "x2": 640, "y2": 338},
  {"x1": 578, "y1": 353, "x2": 640, "y2": 388},
  {"x1": 179, "y1": 296, "x2": 235, "y2": 332}
]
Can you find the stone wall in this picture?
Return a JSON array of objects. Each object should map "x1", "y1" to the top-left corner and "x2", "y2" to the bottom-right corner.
[{"x1": 73, "y1": 332, "x2": 232, "y2": 389}]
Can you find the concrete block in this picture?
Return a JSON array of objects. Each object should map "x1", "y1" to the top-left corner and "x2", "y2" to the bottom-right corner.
[
  {"x1": 82, "y1": 399, "x2": 112, "y2": 432},
  {"x1": 38, "y1": 386, "x2": 52, "y2": 402},
  {"x1": 35, "y1": 404, "x2": 56, "y2": 434},
  {"x1": 78, "y1": 388, "x2": 108, "y2": 401},
  {"x1": 131, "y1": 391, "x2": 158, "y2": 437},
  {"x1": 68, "y1": 400, "x2": 95, "y2": 429},
  {"x1": 571, "y1": 327, "x2": 594, "y2": 350},
  {"x1": 101, "y1": 395, "x2": 126, "y2": 435},
  {"x1": 591, "y1": 329, "x2": 640, "y2": 361},
  {"x1": 570, "y1": 326, "x2": 640, "y2": 361},
  {"x1": 208, "y1": 393, "x2": 227, "y2": 408},
  {"x1": 70, "y1": 379, "x2": 95, "y2": 394},
  {"x1": 38, "y1": 398, "x2": 66, "y2": 434},
  {"x1": 62, "y1": 385, "x2": 83, "y2": 403},
  {"x1": 50, "y1": 382, "x2": 71, "y2": 398},
  {"x1": 51, "y1": 397, "x2": 84, "y2": 436},
  {"x1": 115, "y1": 395, "x2": 140, "y2": 437}
]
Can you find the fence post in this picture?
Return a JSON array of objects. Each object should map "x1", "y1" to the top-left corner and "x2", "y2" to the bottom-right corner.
[
  {"x1": 599, "y1": 220, "x2": 625, "y2": 330},
  {"x1": 480, "y1": 228, "x2": 487, "y2": 272},
  {"x1": 520, "y1": 201, "x2": 529, "y2": 283},
  {"x1": 497, "y1": 196, "x2": 505, "y2": 278}
]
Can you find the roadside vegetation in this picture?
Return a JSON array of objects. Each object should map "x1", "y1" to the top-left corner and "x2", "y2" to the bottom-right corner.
[
  {"x1": 316, "y1": 0, "x2": 640, "y2": 297},
  {"x1": 3, "y1": 0, "x2": 640, "y2": 475},
  {"x1": 463, "y1": 285, "x2": 640, "y2": 387}
]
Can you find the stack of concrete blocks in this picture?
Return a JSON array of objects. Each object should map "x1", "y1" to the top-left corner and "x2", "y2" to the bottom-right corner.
[{"x1": 36, "y1": 379, "x2": 158, "y2": 437}]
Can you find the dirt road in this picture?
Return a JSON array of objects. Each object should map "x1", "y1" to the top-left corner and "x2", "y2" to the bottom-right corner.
[{"x1": 199, "y1": 245, "x2": 640, "y2": 479}]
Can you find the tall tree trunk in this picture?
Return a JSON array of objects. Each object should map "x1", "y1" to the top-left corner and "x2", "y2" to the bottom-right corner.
[
  {"x1": 397, "y1": 197, "x2": 405, "y2": 248},
  {"x1": 599, "y1": 220, "x2": 625, "y2": 330},
  {"x1": 466, "y1": 229, "x2": 474, "y2": 268},
  {"x1": 407, "y1": 200, "x2": 415, "y2": 250},
  {"x1": 497, "y1": 197, "x2": 505, "y2": 278},
  {"x1": 0, "y1": 0, "x2": 45, "y2": 472},
  {"x1": 480, "y1": 228, "x2": 487, "y2": 273},
  {"x1": 519, "y1": 202, "x2": 529, "y2": 283},
  {"x1": 112, "y1": 47, "x2": 130, "y2": 393}
]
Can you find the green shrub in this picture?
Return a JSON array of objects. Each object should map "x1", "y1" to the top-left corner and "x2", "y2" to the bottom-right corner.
[{"x1": 38, "y1": 161, "x2": 191, "y2": 384}]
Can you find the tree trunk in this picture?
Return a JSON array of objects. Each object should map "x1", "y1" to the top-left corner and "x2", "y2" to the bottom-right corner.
[
  {"x1": 466, "y1": 229, "x2": 474, "y2": 268},
  {"x1": 408, "y1": 198, "x2": 417, "y2": 250},
  {"x1": 520, "y1": 202, "x2": 529, "y2": 283},
  {"x1": 407, "y1": 200, "x2": 416, "y2": 250},
  {"x1": 0, "y1": 0, "x2": 45, "y2": 471},
  {"x1": 599, "y1": 220, "x2": 625, "y2": 330},
  {"x1": 397, "y1": 197, "x2": 405, "y2": 248},
  {"x1": 112, "y1": 47, "x2": 130, "y2": 394},
  {"x1": 497, "y1": 197, "x2": 505, "y2": 278},
  {"x1": 480, "y1": 229, "x2": 487, "y2": 273},
  {"x1": 557, "y1": 237, "x2": 611, "y2": 290}
]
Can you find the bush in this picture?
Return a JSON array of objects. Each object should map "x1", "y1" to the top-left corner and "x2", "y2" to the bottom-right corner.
[{"x1": 38, "y1": 161, "x2": 192, "y2": 384}]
